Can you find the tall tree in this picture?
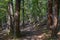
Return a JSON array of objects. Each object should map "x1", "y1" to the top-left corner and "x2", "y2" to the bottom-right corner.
[
  {"x1": 8, "y1": 0, "x2": 14, "y2": 35},
  {"x1": 48, "y1": 0, "x2": 53, "y2": 29},
  {"x1": 52, "y1": 0, "x2": 59, "y2": 37},
  {"x1": 22, "y1": 0, "x2": 25, "y2": 27},
  {"x1": 48, "y1": 0, "x2": 59, "y2": 37},
  {"x1": 48, "y1": 0, "x2": 53, "y2": 37},
  {"x1": 14, "y1": 0, "x2": 21, "y2": 37}
]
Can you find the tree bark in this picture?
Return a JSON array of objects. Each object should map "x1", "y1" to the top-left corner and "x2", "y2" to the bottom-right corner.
[
  {"x1": 48, "y1": 0, "x2": 53, "y2": 29},
  {"x1": 8, "y1": 1, "x2": 14, "y2": 35},
  {"x1": 52, "y1": 0, "x2": 59, "y2": 37},
  {"x1": 22, "y1": 0, "x2": 25, "y2": 27},
  {"x1": 14, "y1": 0, "x2": 21, "y2": 37},
  {"x1": 48, "y1": 0, "x2": 59, "y2": 37}
]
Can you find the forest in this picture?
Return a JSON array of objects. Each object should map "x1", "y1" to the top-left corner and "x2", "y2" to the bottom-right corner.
[{"x1": 0, "y1": 0, "x2": 60, "y2": 40}]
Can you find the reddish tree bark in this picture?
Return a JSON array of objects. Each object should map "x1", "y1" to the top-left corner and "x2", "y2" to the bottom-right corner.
[
  {"x1": 52, "y1": 0, "x2": 59, "y2": 37},
  {"x1": 48, "y1": 0, "x2": 59, "y2": 37},
  {"x1": 48, "y1": 0, "x2": 53, "y2": 29}
]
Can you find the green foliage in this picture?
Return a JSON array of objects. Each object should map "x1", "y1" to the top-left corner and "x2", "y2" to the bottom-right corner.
[
  {"x1": 20, "y1": 0, "x2": 47, "y2": 23},
  {"x1": 0, "y1": 0, "x2": 9, "y2": 22},
  {"x1": 0, "y1": 0, "x2": 47, "y2": 24},
  {"x1": 0, "y1": 0, "x2": 47, "y2": 22}
]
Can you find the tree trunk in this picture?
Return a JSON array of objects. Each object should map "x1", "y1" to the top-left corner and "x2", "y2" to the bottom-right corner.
[
  {"x1": 22, "y1": 0, "x2": 25, "y2": 27},
  {"x1": 48, "y1": 0, "x2": 59, "y2": 37},
  {"x1": 14, "y1": 0, "x2": 21, "y2": 37},
  {"x1": 52, "y1": 0, "x2": 59, "y2": 37},
  {"x1": 0, "y1": 20, "x2": 2, "y2": 31},
  {"x1": 48, "y1": 0, "x2": 53, "y2": 29},
  {"x1": 8, "y1": 1, "x2": 14, "y2": 35}
]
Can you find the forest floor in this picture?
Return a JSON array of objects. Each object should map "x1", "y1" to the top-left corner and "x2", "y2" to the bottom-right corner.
[{"x1": 1, "y1": 20, "x2": 60, "y2": 40}]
